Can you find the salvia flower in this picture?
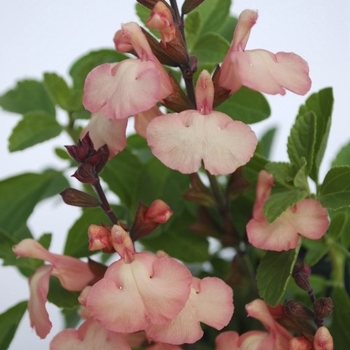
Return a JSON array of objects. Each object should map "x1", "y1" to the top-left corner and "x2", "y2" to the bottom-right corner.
[
  {"x1": 147, "y1": 70, "x2": 257, "y2": 175},
  {"x1": 83, "y1": 22, "x2": 173, "y2": 120},
  {"x1": 246, "y1": 171, "x2": 329, "y2": 251},
  {"x1": 13, "y1": 239, "x2": 95, "y2": 338},
  {"x1": 219, "y1": 10, "x2": 311, "y2": 96}
]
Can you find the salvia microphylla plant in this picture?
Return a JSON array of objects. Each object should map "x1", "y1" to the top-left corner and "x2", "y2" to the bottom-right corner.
[{"x1": 1, "y1": 0, "x2": 350, "y2": 349}]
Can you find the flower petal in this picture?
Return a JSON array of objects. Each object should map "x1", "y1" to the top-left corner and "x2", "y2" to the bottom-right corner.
[
  {"x1": 291, "y1": 199, "x2": 329, "y2": 240},
  {"x1": 83, "y1": 60, "x2": 162, "y2": 120},
  {"x1": 223, "y1": 50, "x2": 311, "y2": 95},
  {"x1": 28, "y1": 265, "x2": 53, "y2": 339},
  {"x1": 231, "y1": 10, "x2": 258, "y2": 51},
  {"x1": 50, "y1": 318, "x2": 131, "y2": 350},
  {"x1": 147, "y1": 110, "x2": 257, "y2": 175},
  {"x1": 13, "y1": 238, "x2": 94, "y2": 290},
  {"x1": 81, "y1": 112, "x2": 127, "y2": 158},
  {"x1": 86, "y1": 252, "x2": 192, "y2": 333}
]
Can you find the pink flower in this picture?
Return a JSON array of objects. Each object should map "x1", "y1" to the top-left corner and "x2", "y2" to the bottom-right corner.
[
  {"x1": 146, "y1": 2, "x2": 176, "y2": 44},
  {"x1": 146, "y1": 276, "x2": 234, "y2": 345},
  {"x1": 147, "y1": 70, "x2": 257, "y2": 175},
  {"x1": 215, "y1": 299, "x2": 292, "y2": 350},
  {"x1": 81, "y1": 112, "x2": 127, "y2": 158},
  {"x1": 50, "y1": 318, "x2": 131, "y2": 350},
  {"x1": 13, "y1": 239, "x2": 95, "y2": 338},
  {"x1": 246, "y1": 171, "x2": 329, "y2": 251},
  {"x1": 219, "y1": 10, "x2": 311, "y2": 96},
  {"x1": 85, "y1": 227, "x2": 193, "y2": 333},
  {"x1": 83, "y1": 22, "x2": 173, "y2": 120}
]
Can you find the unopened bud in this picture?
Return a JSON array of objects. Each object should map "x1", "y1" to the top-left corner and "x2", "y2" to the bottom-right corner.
[
  {"x1": 88, "y1": 224, "x2": 113, "y2": 252},
  {"x1": 313, "y1": 297, "x2": 333, "y2": 320},
  {"x1": 72, "y1": 163, "x2": 98, "y2": 185},
  {"x1": 314, "y1": 326, "x2": 333, "y2": 350},
  {"x1": 283, "y1": 300, "x2": 314, "y2": 320},
  {"x1": 292, "y1": 262, "x2": 312, "y2": 292},
  {"x1": 60, "y1": 188, "x2": 100, "y2": 207}
]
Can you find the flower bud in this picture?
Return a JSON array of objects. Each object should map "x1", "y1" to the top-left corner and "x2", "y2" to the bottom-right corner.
[
  {"x1": 72, "y1": 163, "x2": 98, "y2": 185},
  {"x1": 60, "y1": 188, "x2": 100, "y2": 207},
  {"x1": 292, "y1": 262, "x2": 312, "y2": 292},
  {"x1": 313, "y1": 297, "x2": 333, "y2": 320},
  {"x1": 283, "y1": 300, "x2": 314, "y2": 320},
  {"x1": 88, "y1": 224, "x2": 114, "y2": 252}
]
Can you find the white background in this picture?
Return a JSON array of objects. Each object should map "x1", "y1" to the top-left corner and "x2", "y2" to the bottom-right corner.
[{"x1": 0, "y1": 1, "x2": 349, "y2": 349}]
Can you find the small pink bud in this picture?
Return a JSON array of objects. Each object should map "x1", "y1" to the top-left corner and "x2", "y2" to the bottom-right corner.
[
  {"x1": 314, "y1": 326, "x2": 333, "y2": 350},
  {"x1": 146, "y1": 2, "x2": 176, "y2": 44},
  {"x1": 145, "y1": 199, "x2": 173, "y2": 223},
  {"x1": 88, "y1": 224, "x2": 113, "y2": 252}
]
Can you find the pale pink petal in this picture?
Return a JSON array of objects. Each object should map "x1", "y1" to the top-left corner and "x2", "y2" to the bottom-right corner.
[
  {"x1": 146, "y1": 277, "x2": 233, "y2": 345},
  {"x1": 134, "y1": 105, "x2": 163, "y2": 138},
  {"x1": 289, "y1": 337, "x2": 313, "y2": 350},
  {"x1": 252, "y1": 170, "x2": 274, "y2": 220},
  {"x1": 28, "y1": 265, "x2": 53, "y2": 339},
  {"x1": 86, "y1": 253, "x2": 192, "y2": 333},
  {"x1": 86, "y1": 262, "x2": 148, "y2": 333},
  {"x1": 193, "y1": 277, "x2": 233, "y2": 329},
  {"x1": 81, "y1": 112, "x2": 127, "y2": 158},
  {"x1": 215, "y1": 331, "x2": 240, "y2": 350},
  {"x1": 114, "y1": 22, "x2": 154, "y2": 60},
  {"x1": 231, "y1": 10, "x2": 258, "y2": 51},
  {"x1": 223, "y1": 50, "x2": 311, "y2": 95},
  {"x1": 50, "y1": 318, "x2": 131, "y2": 350},
  {"x1": 246, "y1": 300, "x2": 292, "y2": 344},
  {"x1": 146, "y1": 297, "x2": 203, "y2": 344},
  {"x1": 290, "y1": 199, "x2": 329, "y2": 240},
  {"x1": 13, "y1": 239, "x2": 94, "y2": 290},
  {"x1": 83, "y1": 60, "x2": 162, "y2": 120},
  {"x1": 147, "y1": 110, "x2": 257, "y2": 175},
  {"x1": 313, "y1": 326, "x2": 334, "y2": 350},
  {"x1": 246, "y1": 214, "x2": 302, "y2": 251},
  {"x1": 195, "y1": 70, "x2": 214, "y2": 115},
  {"x1": 146, "y1": 2, "x2": 176, "y2": 44}
]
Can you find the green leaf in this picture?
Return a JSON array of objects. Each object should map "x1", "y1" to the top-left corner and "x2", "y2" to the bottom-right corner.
[
  {"x1": 332, "y1": 141, "x2": 350, "y2": 167},
  {"x1": 265, "y1": 162, "x2": 294, "y2": 186},
  {"x1": 257, "y1": 248, "x2": 299, "y2": 305},
  {"x1": 100, "y1": 148, "x2": 143, "y2": 210},
  {"x1": 299, "y1": 88, "x2": 333, "y2": 183},
  {"x1": 8, "y1": 111, "x2": 62, "y2": 152},
  {"x1": 0, "y1": 171, "x2": 69, "y2": 233},
  {"x1": 191, "y1": 33, "x2": 230, "y2": 65},
  {"x1": 329, "y1": 287, "x2": 350, "y2": 348},
  {"x1": 0, "y1": 301, "x2": 27, "y2": 350},
  {"x1": 304, "y1": 211, "x2": 347, "y2": 266},
  {"x1": 216, "y1": 87, "x2": 271, "y2": 124},
  {"x1": 43, "y1": 72, "x2": 82, "y2": 111},
  {"x1": 257, "y1": 127, "x2": 277, "y2": 159},
  {"x1": 319, "y1": 166, "x2": 350, "y2": 210},
  {"x1": 184, "y1": 11, "x2": 202, "y2": 49},
  {"x1": 287, "y1": 111, "x2": 316, "y2": 174},
  {"x1": 194, "y1": 0, "x2": 231, "y2": 38},
  {"x1": 264, "y1": 189, "x2": 307, "y2": 223},
  {"x1": 132, "y1": 157, "x2": 190, "y2": 214},
  {"x1": 69, "y1": 49, "x2": 127, "y2": 89},
  {"x1": 217, "y1": 15, "x2": 236, "y2": 43},
  {"x1": 141, "y1": 207, "x2": 209, "y2": 262},
  {"x1": 0, "y1": 80, "x2": 55, "y2": 117}
]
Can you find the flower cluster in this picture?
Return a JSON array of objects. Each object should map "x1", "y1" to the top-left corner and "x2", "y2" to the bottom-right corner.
[
  {"x1": 13, "y1": 226, "x2": 234, "y2": 348},
  {"x1": 82, "y1": 8, "x2": 311, "y2": 175},
  {"x1": 8, "y1": 1, "x2": 337, "y2": 349}
]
